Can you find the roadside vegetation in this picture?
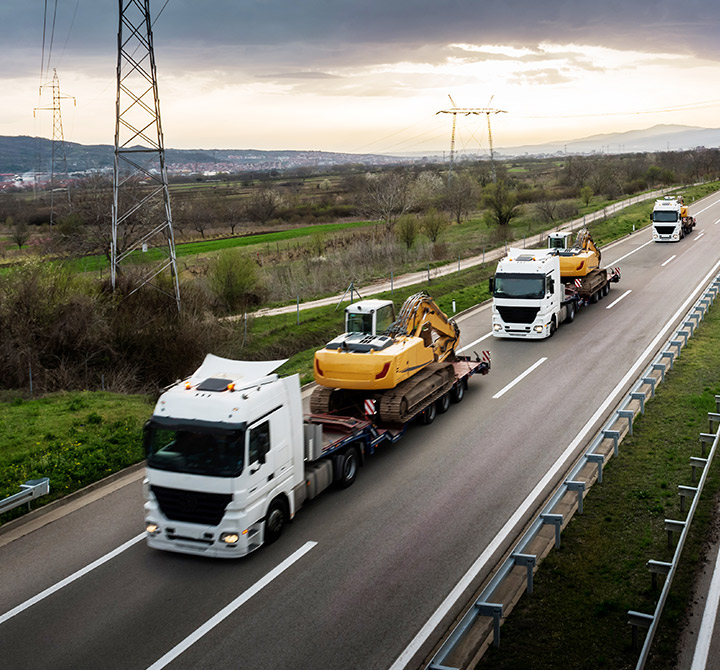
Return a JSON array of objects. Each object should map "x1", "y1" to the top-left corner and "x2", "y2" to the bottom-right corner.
[{"x1": 477, "y1": 297, "x2": 720, "y2": 670}]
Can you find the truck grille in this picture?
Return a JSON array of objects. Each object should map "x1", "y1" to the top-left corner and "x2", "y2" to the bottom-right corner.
[
  {"x1": 497, "y1": 306, "x2": 539, "y2": 324},
  {"x1": 654, "y1": 225, "x2": 676, "y2": 235},
  {"x1": 151, "y1": 485, "x2": 232, "y2": 525}
]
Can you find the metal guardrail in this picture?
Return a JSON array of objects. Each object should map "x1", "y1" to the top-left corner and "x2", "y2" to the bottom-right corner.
[
  {"x1": 0, "y1": 478, "x2": 50, "y2": 515},
  {"x1": 428, "y1": 271, "x2": 720, "y2": 669},
  {"x1": 630, "y1": 396, "x2": 720, "y2": 668}
]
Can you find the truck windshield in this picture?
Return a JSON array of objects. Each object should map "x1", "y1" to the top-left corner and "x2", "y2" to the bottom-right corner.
[
  {"x1": 144, "y1": 424, "x2": 245, "y2": 477},
  {"x1": 494, "y1": 273, "x2": 545, "y2": 299},
  {"x1": 652, "y1": 211, "x2": 679, "y2": 223}
]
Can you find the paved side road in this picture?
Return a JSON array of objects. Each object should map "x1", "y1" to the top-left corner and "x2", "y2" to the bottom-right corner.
[{"x1": 244, "y1": 188, "x2": 670, "y2": 319}]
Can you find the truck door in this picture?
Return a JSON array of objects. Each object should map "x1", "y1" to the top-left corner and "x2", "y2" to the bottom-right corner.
[{"x1": 246, "y1": 419, "x2": 275, "y2": 503}]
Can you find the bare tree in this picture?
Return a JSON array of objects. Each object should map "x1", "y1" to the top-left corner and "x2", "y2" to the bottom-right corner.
[
  {"x1": 409, "y1": 171, "x2": 443, "y2": 213},
  {"x1": 245, "y1": 187, "x2": 284, "y2": 225},
  {"x1": 360, "y1": 171, "x2": 413, "y2": 235},
  {"x1": 421, "y1": 208, "x2": 448, "y2": 243},
  {"x1": 11, "y1": 220, "x2": 30, "y2": 250},
  {"x1": 443, "y1": 172, "x2": 478, "y2": 224},
  {"x1": 483, "y1": 180, "x2": 521, "y2": 227},
  {"x1": 534, "y1": 193, "x2": 558, "y2": 224}
]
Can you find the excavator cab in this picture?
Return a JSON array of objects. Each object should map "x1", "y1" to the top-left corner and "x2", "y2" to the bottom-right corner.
[
  {"x1": 548, "y1": 232, "x2": 572, "y2": 250},
  {"x1": 344, "y1": 299, "x2": 395, "y2": 336}
]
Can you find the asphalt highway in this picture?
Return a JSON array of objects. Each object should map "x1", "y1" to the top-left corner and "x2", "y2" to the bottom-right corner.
[{"x1": 2, "y1": 191, "x2": 720, "y2": 670}]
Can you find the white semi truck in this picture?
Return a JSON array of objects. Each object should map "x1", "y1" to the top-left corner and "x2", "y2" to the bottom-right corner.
[
  {"x1": 490, "y1": 248, "x2": 620, "y2": 339},
  {"x1": 143, "y1": 353, "x2": 489, "y2": 558},
  {"x1": 651, "y1": 196, "x2": 696, "y2": 242}
]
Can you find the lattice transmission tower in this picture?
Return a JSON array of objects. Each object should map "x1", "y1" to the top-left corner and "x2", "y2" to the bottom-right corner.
[
  {"x1": 112, "y1": 0, "x2": 180, "y2": 310},
  {"x1": 437, "y1": 95, "x2": 507, "y2": 181},
  {"x1": 34, "y1": 68, "x2": 75, "y2": 225}
]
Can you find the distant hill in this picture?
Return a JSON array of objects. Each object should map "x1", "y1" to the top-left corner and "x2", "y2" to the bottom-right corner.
[
  {"x1": 0, "y1": 136, "x2": 409, "y2": 176},
  {"x1": 497, "y1": 124, "x2": 720, "y2": 157}
]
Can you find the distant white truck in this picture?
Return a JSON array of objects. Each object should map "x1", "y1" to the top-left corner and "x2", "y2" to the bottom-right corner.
[
  {"x1": 143, "y1": 353, "x2": 489, "y2": 557},
  {"x1": 651, "y1": 195, "x2": 696, "y2": 242},
  {"x1": 490, "y1": 248, "x2": 620, "y2": 339}
]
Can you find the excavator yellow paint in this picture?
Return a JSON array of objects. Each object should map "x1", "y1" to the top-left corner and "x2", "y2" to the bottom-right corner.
[
  {"x1": 548, "y1": 229, "x2": 601, "y2": 278},
  {"x1": 313, "y1": 292, "x2": 459, "y2": 391}
]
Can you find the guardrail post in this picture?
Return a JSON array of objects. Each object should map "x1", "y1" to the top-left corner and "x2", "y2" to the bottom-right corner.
[
  {"x1": 700, "y1": 433, "x2": 716, "y2": 457},
  {"x1": 586, "y1": 453, "x2": 605, "y2": 483},
  {"x1": 475, "y1": 603, "x2": 503, "y2": 647},
  {"x1": 630, "y1": 392, "x2": 646, "y2": 414},
  {"x1": 618, "y1": 409, "x2": 634, "y2": 436},
  {"x1": 646, "y1": 560, "x2": 672, "y2": 591},
  {"x1": 642, "y1": 376, "x2": 657, "y2": 397},
  {"x1": 628, "y1": 611, "x2": 654, "y2": 649},
  {"x1": 678, "y1": 485, "x2": 698, "y2": 514},
  {"x1": 0, "y1": 478, "x2": 50, "y2": 515},
  {"x1": 690, "y1": 457, "x2": 708, "y2": 484},
  {"x1": 602, "y1": 429, "x2": 621, "y2": 456},
  {"x1": 513, "y1": 554, "x2": 537, "y2": 595},
  {"x1": 541, "y1": 513, "x2": 563, "y2": 548},
  {"x1": 565, "y1": 480, "x2": 586, "y2": 514},
  {"x1": 652, "y1": 363, "x2": 666, "y2": 382},
  {"x1": 659, "y1": 351, "x2": 675, "y2": 369},
  {"x1": 664, "y1": 519, "x2": 686, "y2": 549},
  {"x1": 709, "y1": 413, "x2": 720, "y2": 435}
]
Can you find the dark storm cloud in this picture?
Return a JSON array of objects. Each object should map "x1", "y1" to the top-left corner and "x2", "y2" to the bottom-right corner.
[{"x1": 2, "y1": 0, "x2": 718, "y2": 78}]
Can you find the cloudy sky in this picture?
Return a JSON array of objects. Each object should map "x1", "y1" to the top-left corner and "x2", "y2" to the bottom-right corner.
[{"x1": 1, "y1": 1, "x2": 719, "y2": 155}]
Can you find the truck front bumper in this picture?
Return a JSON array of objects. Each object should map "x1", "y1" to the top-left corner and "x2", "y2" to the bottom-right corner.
[
  {"x1": 491, "y1": 316, "x2": 552, "y2": 339},
  {"x1": 144, "y1": 500, "x2": 262, "y2": 559}
]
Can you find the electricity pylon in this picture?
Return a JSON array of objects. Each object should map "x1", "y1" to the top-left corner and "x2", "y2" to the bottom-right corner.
[
  {"x1": 437, "y1": 95, "x2": 507, "y2": 181},
  {"x1": 34, "y1": 69, "x2": 75, "y2": 225},
  {"x1": 112, "y1": 0, "x2": 180, "y2": 310}
]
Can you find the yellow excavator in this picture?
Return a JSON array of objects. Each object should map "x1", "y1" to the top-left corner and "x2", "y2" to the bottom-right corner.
[
  {"x1": 547, "y1": 229, "x2": 601, "y2": 278},
  {"x1": 311, "y1": 292, "x2": 461, "y2": 423}
]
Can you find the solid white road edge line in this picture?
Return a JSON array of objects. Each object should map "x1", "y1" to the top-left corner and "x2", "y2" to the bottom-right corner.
[
  {"x1": 0, "y1": 533, "x2": 145, "y2": 625},
  {"x1": 606, "y1": 289, "x2": 632, "y2": 309},
  {"x1": 661, "y1": 255, "x2": 677, "y2": 267},
  {"x1": 457, "y1": 331, "x2": 493, "y2": 353},
  {"x1": 146, "y1": 541, "x2": 317, "y2": 670},
  {"x1": 389, "y1": 257, "x2": 720, "y2": 670},
  {"x1": 690, "y1": 532, "x2": 720, "y2": 670},
  {"x1": 492, "y1": 358, "x2": 547, "y2": 400},
  {"x1": 608, "y1": 239, "x2": 653, "y2": 265}
]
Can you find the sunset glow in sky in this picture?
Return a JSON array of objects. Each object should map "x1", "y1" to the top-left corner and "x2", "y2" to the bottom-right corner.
[{"x1": 1, "y1": 1, "x2": 719, "y2": 155}]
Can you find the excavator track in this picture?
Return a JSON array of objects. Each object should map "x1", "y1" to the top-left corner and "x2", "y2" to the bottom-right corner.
[{"x1": 377, "y1": 362, "x2": 454, "y2": 424}]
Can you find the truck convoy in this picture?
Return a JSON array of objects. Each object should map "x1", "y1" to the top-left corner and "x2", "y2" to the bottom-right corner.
[
  {"x1": 490, "y1": 229, "x2": 620, "y2": 339},
  {"x1": 143, "y1": 293, "x2": 489, "y2": 558},
  {"x1": 651, "y1": 195, "x2": 696, "y2": 242}
]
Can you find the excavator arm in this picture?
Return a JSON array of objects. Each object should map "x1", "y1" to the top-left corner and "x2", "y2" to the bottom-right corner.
[{"x1": 387, "y1": 292, "x2": 459, "y2": 363}]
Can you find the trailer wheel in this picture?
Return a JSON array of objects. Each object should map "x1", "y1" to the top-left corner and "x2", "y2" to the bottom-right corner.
[
  {"x1": 437, "y1": 392, "x2": 451, "y2": 414},
  {"x1": 565, "y1": 302, "x2": 576, "y2": 324},
  {"x1": 335, "y1": 447, "x2": 359, "y2": 489},
  {"x1": 264, "y1": 498, "x2": 288, "y2": 545},
  {"x1": 602, "y1": 283, "x2": 610, "y2": 297},
  {"x1": 450, "y1": 379, "x2": 467, "y2": 403},
  {"x1": 590, "y1": 290, "x2": 599, "y2": 304}
]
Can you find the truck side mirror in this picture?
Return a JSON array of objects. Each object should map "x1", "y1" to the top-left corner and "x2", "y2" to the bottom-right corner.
[{"x1": 488, "y1": 276, "x2": 495, "y2": 293}]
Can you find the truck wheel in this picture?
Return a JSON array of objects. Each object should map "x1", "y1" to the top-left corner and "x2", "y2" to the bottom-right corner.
[
  {"x1": 421, "y1": 402, "x2": 437, "y2": 425},
  {"x1": 437, "y1": 392, "x2": 451, "y2": 414},
  {"x1": 335, "y1": 447, "x2": 359, "y2": 489},
  {"x1": 450, "y1": 379, "x2": 466, "y2": 403},
  {"x1": 549, "y1": 317, "x2": 557, "y2": 337},
  {"x1": 264, "y1": 498, "x2": 287, "y2": 545},
  {"x1": 565, "y1": 302, "x2": 576, "y2": 324}
]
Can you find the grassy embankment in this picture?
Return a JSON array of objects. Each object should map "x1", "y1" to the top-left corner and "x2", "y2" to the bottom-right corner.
[
  {"x1": 0, "y1": 391, "x2": 153, "y2": 523},
  {"x1": 477, "y1": 287, "x2": 720, "y2": 668}
]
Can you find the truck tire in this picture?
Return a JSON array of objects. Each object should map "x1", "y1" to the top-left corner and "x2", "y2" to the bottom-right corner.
[
  {"x1": 450, "y1": 379, "x2": 467, "y2": 403},
  {"x1": 421, "y1": 402, "x2": 437, "y2": 425},
  {"x1": 264, "y1": 498, "x2": 288, "y2": 545},
  {"x1": 437, "y1": 392, "x2": 451, "y2": 414},
  {"x1": 549, "y1": 317, "x2": 557, "y2": 337},
  {"x1": 335, "y1": 447, "x2": 359, "y2": 489},
  {"x1": 565, "y1": 302, "x2": 576, "y2": 324}
]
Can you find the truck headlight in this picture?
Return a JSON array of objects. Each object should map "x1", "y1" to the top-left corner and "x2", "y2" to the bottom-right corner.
[
  {"x1": 493, "y1": 323, "x2": 502, "y2": 332},
  {"x1": 146, "y1": 523, "x2": 160, "y2": 535},
  {"x1": 534, "y1": 325, "x2": 544, "y2": 333},
  {"x1": 221, "y1": 532, "x2": 240, "y2": 545}
]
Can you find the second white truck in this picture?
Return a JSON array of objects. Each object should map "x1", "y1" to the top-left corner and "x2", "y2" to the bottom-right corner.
[{"x1": 651, "y1": 195, "x2": 696, "y2": 242}]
